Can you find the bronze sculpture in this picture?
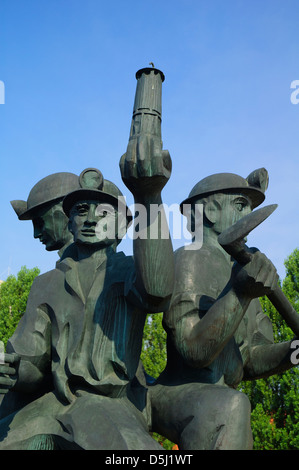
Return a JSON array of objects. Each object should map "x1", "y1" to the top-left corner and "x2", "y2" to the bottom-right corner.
[
  {"x1": 0, "y1": 65, "x2": 298, "y2": 450},
  {"x1": 0, "y1": 67, "x2": 174, "y2": 450},
  {"x1": 149, "y1": 169, "x2": 298, "y2": 449},
  {"x1": 0, "y1": 172, "x2": 81, "y2": 420}
]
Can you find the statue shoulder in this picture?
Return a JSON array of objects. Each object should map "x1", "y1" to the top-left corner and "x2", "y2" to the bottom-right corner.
[
  {"x1": 173, "y1": 244, "x2": 231, "y2": 298},
  {"x1": 174, "y1": 244, "x2": 229, "y2": 275},
  {"x1": 25, "y1": 268, "x2": 65, "y2": 309},
  {"x1": 30, "y1": 268, "x2": 62, "y2": 289}
]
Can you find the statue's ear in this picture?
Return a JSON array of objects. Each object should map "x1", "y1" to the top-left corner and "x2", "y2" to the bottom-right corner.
[
  {"x1": 10, "y1": 200, "x2": 27, "y2": 218},
  {"x1": 52, "y1": 207, "x2": 69, "y2": 229},
  {"x1": 246, "y1": 168, "x2": 269, "y2": 193},
  {"x1": 204, "y1": 200, "x2": 221, "y2": 225}
]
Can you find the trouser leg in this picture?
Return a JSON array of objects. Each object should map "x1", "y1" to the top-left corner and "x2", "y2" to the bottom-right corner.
[{"x1": 150, "y1": 383, "x2": 253, "y2": 450}]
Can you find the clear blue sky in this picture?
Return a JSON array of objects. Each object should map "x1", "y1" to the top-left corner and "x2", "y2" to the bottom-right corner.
[{"x1": 0, "y1": 0, "x2": 298, "y2": 280}]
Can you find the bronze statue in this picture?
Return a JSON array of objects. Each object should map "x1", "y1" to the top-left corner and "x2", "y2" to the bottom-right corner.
[
  {"x1": 0, "y1": 172, "x2": 81, "y2": 420},
  {"x1": 1, "y1": 64, "x2": 296, "y2": 451},
  {"x1": 0, "y1": 67, "x2": 174, "y2": 450},
  {"x1": 149, "y1": 169, "x2": 298, "y2": 450}
]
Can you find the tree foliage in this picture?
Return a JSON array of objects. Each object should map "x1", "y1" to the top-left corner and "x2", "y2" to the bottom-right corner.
[
  {"x1": 0, "y1": 266, "x2": 40, "y2": 347},
  {"x1": 141, "y1": 313, "x2": 167, "y2": 380}
]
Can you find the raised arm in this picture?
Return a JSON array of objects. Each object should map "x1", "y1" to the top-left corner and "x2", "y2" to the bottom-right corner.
[{"x1": 120, "y1": 67, "x2": 174, "y2": 311}]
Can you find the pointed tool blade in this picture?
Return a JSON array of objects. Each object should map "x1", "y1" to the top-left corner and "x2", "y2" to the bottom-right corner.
[{"x1": 218, "y1": 204, "x2": 278, "y2": 247}]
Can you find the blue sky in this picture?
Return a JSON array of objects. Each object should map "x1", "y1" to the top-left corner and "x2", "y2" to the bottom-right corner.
[{"x1": 0, "y1": 0, "x2": 298, "y2": 280}]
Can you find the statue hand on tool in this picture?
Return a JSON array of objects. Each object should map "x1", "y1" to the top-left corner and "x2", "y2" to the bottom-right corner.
[{"x1": 232, "y1": 249, "x2": 279, "y2": 299}]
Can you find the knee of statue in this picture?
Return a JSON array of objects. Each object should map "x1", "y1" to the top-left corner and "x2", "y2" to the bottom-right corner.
[{"x1": 227, "y1": 389, "x2": 251, "y2": 419}]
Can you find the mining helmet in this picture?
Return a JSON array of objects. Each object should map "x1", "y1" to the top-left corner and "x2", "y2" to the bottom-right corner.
[
  {"x1": 180, "y1": 168, "x2": 269, "y2": 212},
  {"x1": 11, "y1": 172, "x2": 80, "y2": 220},
  {"x1": 62, "y1": 168, "x2": 133, "y2": 225}
]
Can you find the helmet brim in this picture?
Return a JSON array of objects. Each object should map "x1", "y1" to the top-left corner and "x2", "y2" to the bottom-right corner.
[
  {"x1": 180, "y1": 187, "x2": 265, "y2": 213},
  {"x1": 18, "y1": 196, "x2": 64, "y2": 220}
]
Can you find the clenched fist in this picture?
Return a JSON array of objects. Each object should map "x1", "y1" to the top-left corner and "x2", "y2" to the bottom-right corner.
[
  {"x1": 232, "y1": 249, "x2": 279, "y2": 299},
  {"x1": 120, "y1": 135, "x2": 172, "y2": 198}
]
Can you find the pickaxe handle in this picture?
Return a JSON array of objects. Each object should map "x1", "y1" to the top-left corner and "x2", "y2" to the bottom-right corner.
[
  {"x1": 221, "y1": 241, "x2": 299, "y2": 337},
  {"x1": 268, "y1": 288, "x2": 299, "y2": 337}
]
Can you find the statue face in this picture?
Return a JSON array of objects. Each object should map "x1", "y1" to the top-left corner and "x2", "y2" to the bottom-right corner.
[
  {"x1": 32, "y1": 200, "x2": 72, "y2": 251},
  {"x1": 191, "y1": 192, "x2": 253, "y2": 238},
  {"x1": 213, "y1": 192, "x2": 252, "y2": 234},
  {"x1": 69, "y1": 199, "x2": 118, "y2": 248}
]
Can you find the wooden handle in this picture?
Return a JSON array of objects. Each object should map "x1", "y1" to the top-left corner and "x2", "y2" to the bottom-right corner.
[{"x1": 268, "y1": 286, "x2": 299, "y2": 337}]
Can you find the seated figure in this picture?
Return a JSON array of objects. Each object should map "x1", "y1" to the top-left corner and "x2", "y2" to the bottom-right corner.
[
  {"x1": 0, "y1": 172, "x2": 80, "y2": 419},
  {"x1": 150, "y1": 169, "x2": 297, "y2": 450},
  {"x1": 0, "y1": 154, "x2": 174, "y2": 449}
]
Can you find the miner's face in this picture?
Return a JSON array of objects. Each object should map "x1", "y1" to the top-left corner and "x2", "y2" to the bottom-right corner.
[
  {"x1": 189, "y1": 191, "x2": 252, "y2": 238},
  {"x1": 32, "y1": 200, "x2": 72, "y2": 251},
  {"x1": 213, "y1": 192, "x2": 252, "y2": 234},
  {"x1": 69, "y1": 199, "x2": 119, "y2": 247}
]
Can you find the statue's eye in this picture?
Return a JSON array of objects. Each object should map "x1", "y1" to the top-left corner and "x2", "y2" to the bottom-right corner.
[
  {"x1": 235, "y1": 203, "x2": 244, "y2": 211},
  {"x1": 76, "y1": 204, "x2": 89, "y2": 215},
  {"x1": 95, "y1": 204, "x2": 115, "y2": 217},
  {"x1": 234, "y1": 200, "x2": 248, "y2": 212}
]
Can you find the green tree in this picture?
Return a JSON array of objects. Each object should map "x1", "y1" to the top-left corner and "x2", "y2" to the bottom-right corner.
[
  {"x1": 141, "y1": 313, "x2": 167, "y2": 380},
  {"x1": 0, "y1": 266, "x2": 40, "y2": 347},
  {"x1": 283, "y1": 248, "x2": 299, "y2": 311}
]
